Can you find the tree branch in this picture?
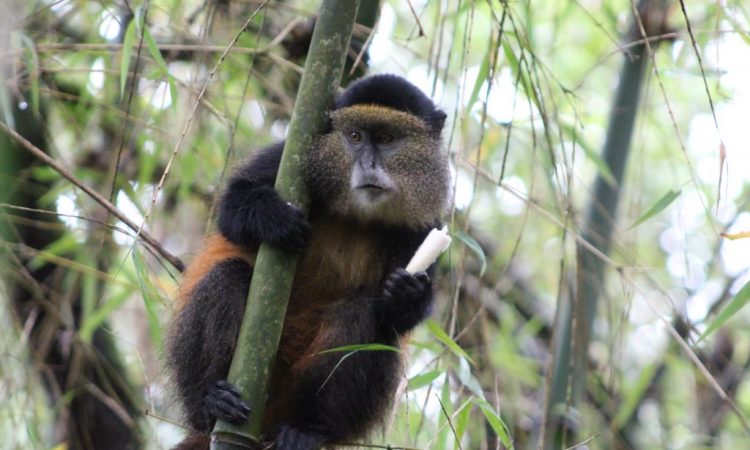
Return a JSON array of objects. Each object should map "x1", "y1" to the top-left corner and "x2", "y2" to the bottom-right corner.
[{"x1": 0, "y1": 120, "x2": 185, "y2": 272}]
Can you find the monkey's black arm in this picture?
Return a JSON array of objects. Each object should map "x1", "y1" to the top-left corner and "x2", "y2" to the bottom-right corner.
[
  {"x1": 218, "y1": 142, "x2": 311, "y2": 252},
  {"x1": 167, "y1": 259, "x2": 252, "y2": 432}
]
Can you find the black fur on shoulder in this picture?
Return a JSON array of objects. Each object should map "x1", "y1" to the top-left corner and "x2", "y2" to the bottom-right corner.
[{"x1": 334, "y1": 74, "x2": 447, "y2": 136}]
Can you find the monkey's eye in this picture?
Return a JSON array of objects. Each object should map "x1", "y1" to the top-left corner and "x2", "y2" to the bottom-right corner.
[
  {"x1": 348, "y1": 130, "x2": 363, "y2": 144},
  {"x1": 374, "y1": 132, "x2": 394, "y2": 144}
]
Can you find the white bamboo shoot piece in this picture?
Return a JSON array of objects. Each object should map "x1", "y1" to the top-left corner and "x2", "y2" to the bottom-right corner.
[{"x1": 405, "y1": 227, "x2": 452, "y2": 273}]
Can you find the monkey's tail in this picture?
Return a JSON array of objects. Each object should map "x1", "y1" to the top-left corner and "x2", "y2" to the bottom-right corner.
[{"x1": 172, "y1": 433, "x2": 209, "y2": 450}]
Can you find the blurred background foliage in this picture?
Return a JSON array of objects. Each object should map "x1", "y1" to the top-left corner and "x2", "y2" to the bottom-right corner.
[{"x1": 1, "y1": 0, "x2": 750, "y2": 449}]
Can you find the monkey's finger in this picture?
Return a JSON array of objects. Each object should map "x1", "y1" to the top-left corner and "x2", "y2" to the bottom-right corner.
[
  {"x1": 382, "y1": 276, "x2": 399, "y2": 298},
  {"x1": 213, "y1": 398, "x2": 251, "y2": 423},
  {"x1": 291, "y1": 220, "x2": 312, "y2": 241},
  {"x1": 215, "y1": 379, "x2": 242, "y2": 398},
  {"x1": 271, "y1": 217, "x2": 312, "y2": 252},
  {"x1": 392, "y1": 271, "x2": 422, "y2": 291},
  {"x1": 212, "y1": 388, "x2": 251, "y2": 412},
  {"x1": 283, "y1": 208, "x2": 311, "y2": 246},
  {"x1": 284, "y1": 202, "x2": 305, "y2": 219},
  {"x1": 384, "y1": 268, "x2": 408, "y2": 287},
  {"x1": 391, "y1": 267, "x2": 410, "y2": 278},
  {"x1": 414, "y1": 271, "x2": 430, "y2": 285},
  {"x1": 214, "y1": 388, "x2": 243, "y2": 404}
]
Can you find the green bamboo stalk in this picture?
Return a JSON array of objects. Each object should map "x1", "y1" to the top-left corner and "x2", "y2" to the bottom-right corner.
[
  {"x1": 541, "y1": 1, "x2": 670, "y2": 448},
  {"x1": 209, "y1": 2, "x2": 360, "y2": 449}
]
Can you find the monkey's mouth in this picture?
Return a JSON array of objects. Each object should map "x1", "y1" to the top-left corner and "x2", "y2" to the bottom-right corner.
[
  {"x1": 356, "y1": 184, "x2": 392, "y2": 199},
  {"x1": 357, "y1": 183, "x2": 386, "y2": 191},
  {"x1": 354, "y1": 183, "x2": 393, "y2": 205}
]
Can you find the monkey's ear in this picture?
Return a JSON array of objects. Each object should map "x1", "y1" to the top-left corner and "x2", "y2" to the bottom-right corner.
[{"x1": 429, "y1": 110, "x2": 447, "y2": 136}]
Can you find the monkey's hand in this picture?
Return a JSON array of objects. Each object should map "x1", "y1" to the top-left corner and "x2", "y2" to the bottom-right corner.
[
  {"x1": 219, "y1": 183, "x2": 311, "y2": 253},
  {"x1": 380, "y1": 268, "x2": 433, "y2": 334},
  {"x1": 204, "y1": 379, "x2": 251, "y2": 424}
]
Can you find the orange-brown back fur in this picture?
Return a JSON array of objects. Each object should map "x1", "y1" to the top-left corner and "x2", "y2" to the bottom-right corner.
[{"x1": 176, "y1": 234, "x2": 255, "y2": 309}]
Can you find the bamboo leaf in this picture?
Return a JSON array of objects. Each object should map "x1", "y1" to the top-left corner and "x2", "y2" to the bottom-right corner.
[
  {"x1": 473, "y1": 397, "x2": 513, "y2": 448},
  {"x1": 120, "y1": 20, "x2": 137, "y2": 99},
  {"x1": 142, "y1": 25, "x2": 167, "y2": 73},
  {"x1": 79, "y1": 248, "x2": 97, "y2": 324},
  {"x1": 722, "y1": 7, "x2": 750, "y2": 45},
  {"x1": 407, "y1": 369, "x2": 442, "y2": 390},
  {"x1": 502, "y1": 40, "x2": 540, "y2": 114},
  {"x1": 455, "y1": 231, "x2": 486, "y2": 276},
  {"x1": 316, "y1": 343, "x2": 400, "y2": 355},
  {"x1": 141, "y1": 21, "x2": 178, "y2": 107},
  {"x1": 700, "y1": 279, "x2": 750, "y2": 342},
  {"x1": 425, "y1": 319, "x2": 474, "y2": 364},
  {"x1": 18, "y1": 34, "x2": 40, "y2": 114},
  {"x1": 132, "y1": 246, "x2": 164, "y2": 352},
  {"x1": 454, "y1": 399, "x2": 474, "y2": 443},
  {"x1": 467, "y1": 45, "x2": 491, "y2": 111},
  {"x1": 0, "y1": 73, "x2": 14, "y2": 128},
  {"x1": 456, "y1": 356, "x2": 484, "y2": 398},
  {"x1": 28, "y1": 234, "x2": 78, "y2": 271},
  {"x1": 629, "y1": 189, "x2": 681, "y2": 229},
  {"x1": 612, "y1": 362, "x2": 659, "y2": 429},
  {"x1": 437, "y1": 373, "x2": 452, "y2": 450},
  {"x1": 560, "y1": 121, "x2": 616, "y2": 187},
  {"x1": 79, "y1": 288, "x2": 130, "y2": 343}
]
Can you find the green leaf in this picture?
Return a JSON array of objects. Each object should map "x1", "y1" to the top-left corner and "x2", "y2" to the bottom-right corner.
[
  {"x1": 425, "y1": 319, "x2": 474, "y2": 364},
  {"x1": 120, "y1": 20, "x2": 137, "y2": 99},
  {"x1": 143, "y1": 27, "x2": 165, "y2": 70},
  {"x1": 456, "y1": 356, "x2": 485, "y2": 399},
  {"x1": 120, "y1": 180, "x2": 147, "y2": 216},
  {"x1": 132, "y1": 246, "x2": 164, "y2": 352},
  {"x1": 437, "y1": 372, "x2": 451, "y2": 450},
  {"x1": 560, "y1": 121, "x2": 616, "y2": 187},
  {"x1": 407, "y1": 369, "x2": 442, "y2": 390},
  {"x1": 473, "y1": 397, "x2": 513, "y2": 448},
  {"x1": 18, "y1": 33, "x2": 40, "y2": 114},
  {"x1": 629, "y1": 189, "x2": 681, "y2": 229},
  {"x1": 167, "y1": 75, "x2": 177, "y2": 109},
  {"x1": 30, "y1": 166, "x2": 61, "y2": 182},
  {"x1": 467, "y1": 45, "x2": 491, "y2": 111},
  {"x1": 0, "y1": 74, "x2": 14, "y2": 128},
  {"x1": 455, "y1": 231, "x2": 486, "y2": 276},
  {"x1": 28, "y1": 234, "x2": 78, "y2": 271},
  {"x1": 453, "y1": 399, "x2": 474, "y2": 443},
  {"x1": 142, "y1": 25, "x2": 177, "y2": 107},
  {"x1": 612, "y1": 362, "x2": 659, "y2": 429},
  {"x1": 502, "y1": 40, "x2": 540, "y2": 114},
  {"x1": 79, "y1": 248, "x2": 97, "y2": 324},
  {"x1": 700, "y1": 279, "x2": 750, "y2": 342},
  {"x1": 502, "y1": 40, "x2": 520, "y2": 79},
  {"x1": 79, "y1": 288, "x2": 130, "y2": 343},
  {"x1": 722, "y1": 7, "x2": 750, "y2": 46},
  {"x1": 316, "y1": 343, "x2": 400, "y2": 355}
]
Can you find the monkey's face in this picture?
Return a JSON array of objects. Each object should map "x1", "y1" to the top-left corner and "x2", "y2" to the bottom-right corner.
[{"x1": 307, "y1": 105, "x2": 450, "y2": 228}]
